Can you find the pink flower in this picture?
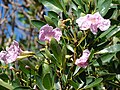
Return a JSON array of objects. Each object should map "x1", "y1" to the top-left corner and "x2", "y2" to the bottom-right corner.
[
  {"x1": 39, "y1": 24, "x2": 62, "y2": 42},
  {"x1": 76, "y1": 12, "x2": 110, "y2": 34},
  {"x1": 75, "y1": 49, "x2": 90, "y2": 68},
  {"x1": 0, "y1": 51, "x2": 6, "y2": 61},
  {"x1": 0, "y1": 40, "x2": 22, "y2": 64}
]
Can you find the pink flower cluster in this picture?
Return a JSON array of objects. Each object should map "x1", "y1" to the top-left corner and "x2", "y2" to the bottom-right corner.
[
  {"x1": 0, "y1": 40, "x2": 22, "y2": 64},
  {"x1": 76, "y1": 12, "x2": 110, "y2": 34},
  {"x1": 75, "y1": 49, "x2": 90, "y2": 68},
  {"x1": 39, "y1": 24, "x2": 62, "y2": 42}
]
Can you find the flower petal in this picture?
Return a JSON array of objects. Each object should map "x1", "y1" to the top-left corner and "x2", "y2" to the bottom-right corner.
[
  {"x1": 39, "y1": 24, "x2": 62, "y2": 42},
  {"x1": 75, "y1": 49, "x2": 90, "y2": 68},
  {"x1": 98, "y1": 19, "x2": 111, "y2": 31},
  {"x1": 90, "y1": 24, "x2": 98, "y2": 35}
]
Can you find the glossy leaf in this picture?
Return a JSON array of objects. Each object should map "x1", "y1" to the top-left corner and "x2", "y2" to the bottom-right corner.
[
  {"x1": 37, "y1": 40, "x2": 45, "y2": 45},
  {"x1": 18, "y1": 60, "x2": 35, "y2": 71},
  {"x1": 68, "y1": 79, "x2": 79, "y2": 89},
  {"x1": 106, "y1": 26, "x2": 120, "y2": 39},
  {"x1": 98, "y1": 0, "x2": 112, "y2": 16},
  {"x1": 43, "y1": 73, "x2": 52, "y2": 90},
  {"x1": 46, "y1": 0, "x2": 64, "y2": 11},
  {"x1": 44, "y1": 15, "x2": 56, "y2": 27},
  {"x1": 42, "y1": 63, "x2": 50, "y2": 77},
  {"x1": 0, "y1": 73, "x2": 9, "y2": 82},
  {"x1": 89, "y1": 48, "x2": 94, "y2": 62},
  {"x1": 31, "y1": 20, "x2": 46, "y2": 29},
  {"x1": 73, "y1": 0, "x2": 84, "y2": 11},
  {"x1": 36, "y1": 76, "x2": 45, "y2": 90},
  {"x1": 101, "y1": 53, "x2": 115, "y2": 64},
  {"x1": 67, "y1": 45, "x2": 74, "y2": 53},
  {"x1": 107, "y1": 81, "x2": 120, "y2": 88},
  {"x1": 96, "y1": 44, "x2": 120, "y2": 54},
  {"x1": 61, "y1": 45, "x2": 67, "y2": 70},
  {"x1": 18, "y1": 60, "x2": 32, "y2": 75},
  {"x1": 45, "y1": 49, "x2": 57, "y2": 64},
  {"x1": 98, "y1": 25, "x2": 116, "y2": 39},
  {"x1": 13, "y1": 86, "x2": 31, "y2": 90},
  {"x1": 0, "y1": 79, "x2": 14, "y2": 90},
  {"x1": 38, "y1": 0, "x2": 63, "y2": 14},
  {"x1": 48, "y1": 11, "x2": 58, "y2": 19},
  {"x1": 77, "y1": 31, "x2": 82, "y2": 39},
  {"x1": 84, "y1": 78, "x2": 103, "y2": 89},
  {"x1": 73, "y1": 66, "x2": 81, "y2": 76},
  {"x1": 50, "y1": 38, "x2": 62, "y2": 64}
]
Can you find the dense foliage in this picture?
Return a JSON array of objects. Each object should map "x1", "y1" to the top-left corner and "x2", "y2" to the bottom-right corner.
[{"x1": 0, "y1": 0, "x2": 120, "y2": 90}]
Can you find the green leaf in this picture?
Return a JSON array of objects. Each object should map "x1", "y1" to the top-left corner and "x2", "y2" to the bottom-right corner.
[
  {"x1": 13, "y1": 86, "x2": 31, "y2": 90},
  {"x1": 89, "y1": 48, "x2": 94, "y2": 62},
  {"x1": 45, "y1": 49, "x2": 57, "y2": 64},
  {"x1": 50, "y1": 38, "x2": 62, "y2": 64},
  {"x1": 39, "y1": 0, "x2": 63, "y2": 13},
  {"x1": 77, "y1": 31, "x2": 82, "y2": 39},
  {"x1": 116, "y1": 51, "x2": 120, "y2": 60},
  {"x1": 18, "y1": 60, "x2": 35, "y2": 72},
  {"x1": 0, "y1": 79, "x2": 14, "y2": 90},
  {"x1": 18, "y1": 60, "x2": 33, "y2": 75},
  {"x1": 47, "y1": 0, "x2": 64, "y2": 11},
  {"x1": 73, "y1": 0, "x2": 85, "y2": 13},
  {"x1": 45, "y1": 0, "x2": 64, "y2": 11},
  {"x1": 96, "y1": 44, "x2": 120, "y2": 54},
  {"x1": 107, "y1": 81, "x2": 120, "y2": 88},
  {"x1": 98, "y1": 0, "x2": 112, "y2": 16},
  {"x1": 97, "y1": 0, "x2": 105, "y2": 10},
  {"x1": 61, "y1": 45, "x2": 67, "y2": 69},
  {"x1": 101, "y1": 73, "x2": 116, "y2": 81},
  {"x1": 36, "y1": 75, "x2": 45, "y2": 90},
  {"x1": 61, "y1": 74, "x2": 67, "y2": 84},
  {"x1": 48, "y1": 11, "x2": 58, "y2": 19},
  {"x1": 43, "y1": 73, "x2": 52, "y2": 90},
  {"x1": 37, "y1": 40, "x2": 45, "y2": 45},
  {"x1": 73, "y1": 0, "x2": 84, "y2": 8},
  {"x1": 93, "y1": 53, "x2": 115, "y2": 67},
  {"x1": 106, "y1": 27, "x2": 120, "y2": 39},
  {"x1": 0, "y1": 73, "x2": 9, "y2": 82},
  {"x1": 48, "y1": 11, "x2": 59, "y2": 26},
  {"x1": 112, "y1": 0, "x2": 120, "y2": 4},
  {"x1": 42, "y1": 63, "x2": 50, "y2": 77},
  {"x1": 44, "y1": 15, "x2": 56, "y2": 27},
  {"x1": 98, "y1": 25, "x2": 116, "y2": 39},
  {"x1": 73, "y1": 67, "x2": 81, "y2": 76},
  {"x1": 67, "y1": 45, "x2": 74, "y2": 53},
  {"x1": 101, "y1": 53, "x2": 115, "y2": 64},
  {"x1": 84, "y1": 78, "x2": 103, "y2": 89},
  {"x1": 86, "y1": 76, "x2": 95, "y2": 85},
  {"x1": 68, "y1": 80, "x2": 79, "y2": 89},
  {"x1": 31, "y1": 20, "x2": 46, "y2": 29}
]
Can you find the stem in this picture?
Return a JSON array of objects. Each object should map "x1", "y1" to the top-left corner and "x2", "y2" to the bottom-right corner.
[{"x1": 77, "y1": 30, "x2": 88, "y2": 47}]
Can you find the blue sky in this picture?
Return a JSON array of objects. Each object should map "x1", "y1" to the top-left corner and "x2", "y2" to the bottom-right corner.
[
  {"x1": 0, "y1": 0, "x2": 26, "y2": 41},
  {"x1": 0, "y1": 0, "x2": 49, "y2": 41}
]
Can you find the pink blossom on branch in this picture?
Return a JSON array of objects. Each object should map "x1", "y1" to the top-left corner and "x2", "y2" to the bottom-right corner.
[
  {"x1": 39, "y1": 24, "x2": 62, "y2": 42},
  {"x1": 76, "y1": 12, "x2": 110, "y2": 34},
  {"x1": 75, "y1": 49, "x2": 90, "y2": 68},
  {"x1": 0, "y1": 40, "x2": 23, "y2": 64}
]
